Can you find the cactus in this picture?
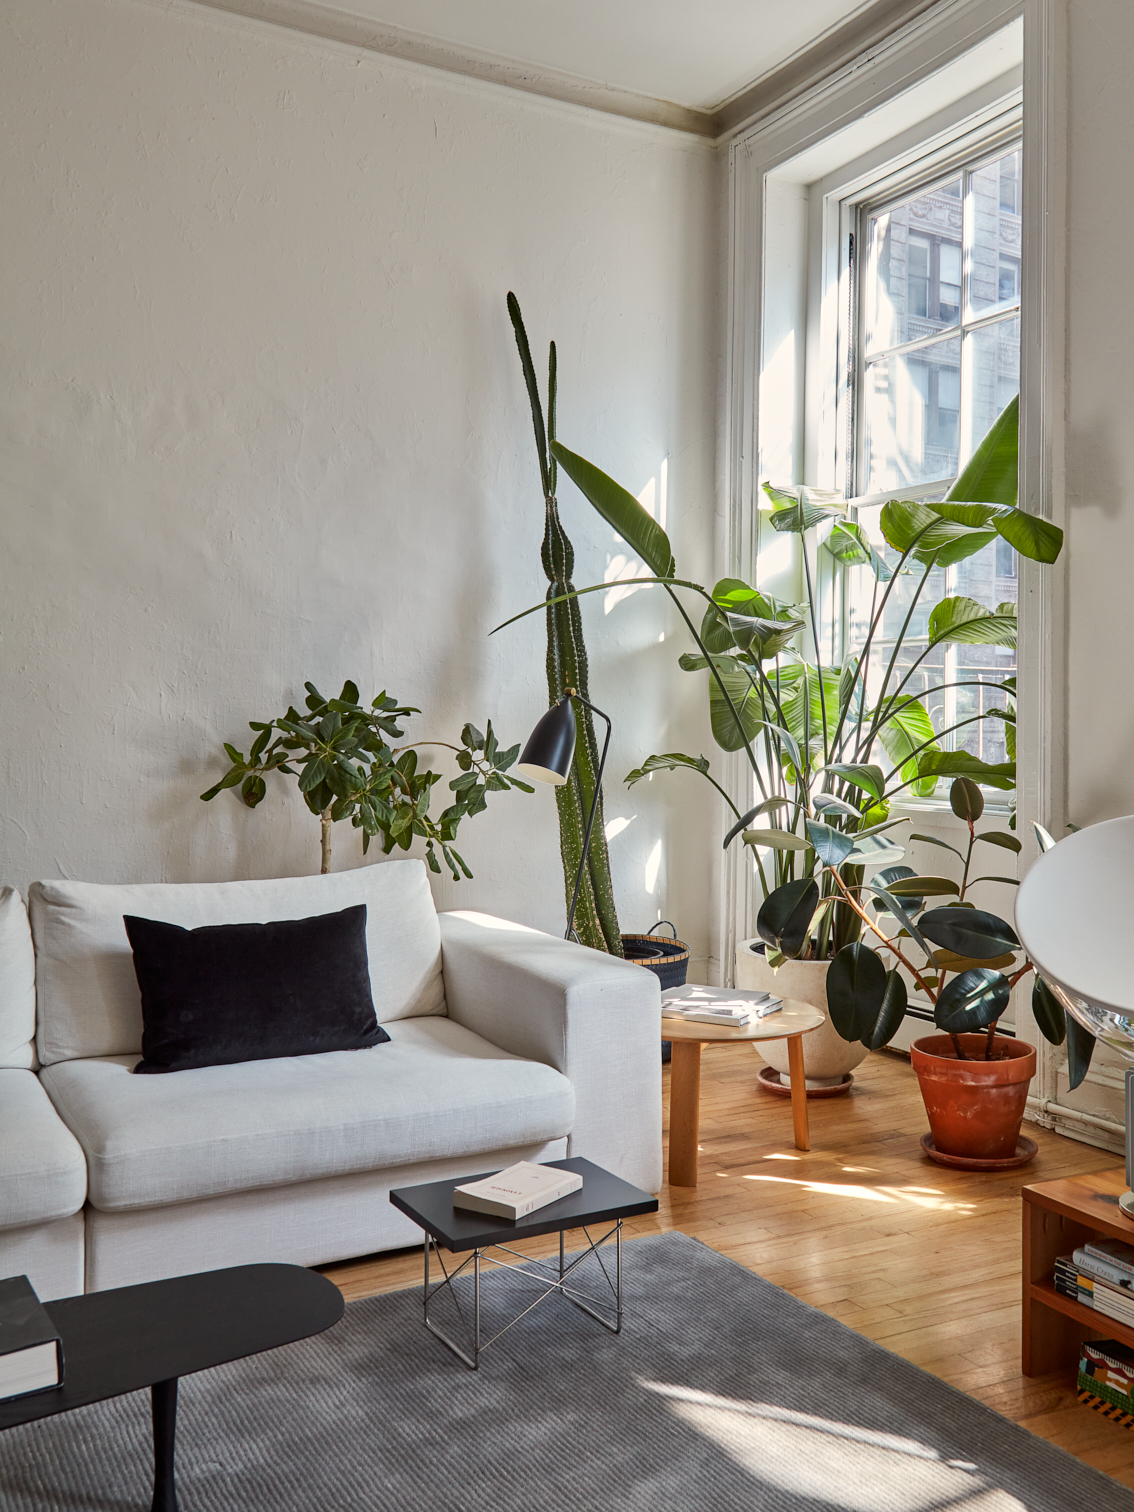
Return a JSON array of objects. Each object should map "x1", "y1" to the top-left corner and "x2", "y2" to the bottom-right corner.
[{"x1": 507, "y1": 294, "x2": 623, "y2": 954}]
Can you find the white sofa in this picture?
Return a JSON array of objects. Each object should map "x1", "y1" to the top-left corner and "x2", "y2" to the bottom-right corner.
[{"x1": 0, "y1": 861, "x2": 661, "y2": 1298}]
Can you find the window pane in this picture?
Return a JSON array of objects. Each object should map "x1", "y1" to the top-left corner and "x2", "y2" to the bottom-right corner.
[
  {"x1": 862, "y1": 335, "x2": 961, "y2": 492},
  {"x1": 967, "y1": 314, "x2": 1020, "y2": 460},
  {"x1": 864, "y1": 177, "x2": 962, "y2": 354},
  {"x1": 969, "y1": 149, "x2": 1022, "y2": 315}
]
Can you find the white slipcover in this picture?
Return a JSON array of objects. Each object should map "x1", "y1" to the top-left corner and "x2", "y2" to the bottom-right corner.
[
  {"x1": 39, "y1": 1017, "x2": 574, "y2": 1212},
  {"x1": 0, "y1": 1069, "x2": 86, "y2": 1228},
  {"x1": 0, "y1": 888, "x2": 36, "y2": 1070},
  {"x1": 30, "y1": 860, "x2": 446, "y2": 1067}
]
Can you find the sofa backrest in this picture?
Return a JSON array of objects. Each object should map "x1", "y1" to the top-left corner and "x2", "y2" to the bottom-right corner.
[
  {"x1": 0, "y1": 888, "x2": 37, "y2": 1070},
  {"x1": 29, "y1": 860, "x2": 446, "y2": 1067}
]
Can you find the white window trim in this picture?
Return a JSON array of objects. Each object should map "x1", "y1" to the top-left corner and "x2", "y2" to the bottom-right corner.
[{"x1": 716, "y1": 0, "x2": 1068, "y2": 1121}]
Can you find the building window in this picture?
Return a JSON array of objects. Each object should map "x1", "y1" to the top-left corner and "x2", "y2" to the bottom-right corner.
[{"x1": 847, "y1": 140, "x2": 1022, "y2": 776}]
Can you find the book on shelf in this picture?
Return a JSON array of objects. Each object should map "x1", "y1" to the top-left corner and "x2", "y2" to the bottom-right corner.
[
  {"x1": 0, "y1": 1276, "x2": 63, "y2": 1402},
  {"x1": 452, "y1": 1162, "x2": 583, "y2": 1221},
  {"x1": 1073, "y1": 1246, "x2": 1134, "y2": 1290},
  {"x1": 1084, "y1": 1237, "x2": 1134, "y2": 1279}
]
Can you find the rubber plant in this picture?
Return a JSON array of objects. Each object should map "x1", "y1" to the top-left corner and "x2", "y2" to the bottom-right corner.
[
  {"x1": 507, "y1": 294, "x2": 622, "y2": 954},
  {"x1": 201, "y1": 679, "x2": 531, "y2": 877}
]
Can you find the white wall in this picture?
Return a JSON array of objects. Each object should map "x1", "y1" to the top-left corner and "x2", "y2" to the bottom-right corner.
[
  {"x1": 0, "y1": 0, "x2": 720, "y2": 971},
  {"x1": 1064, "y1": 0, "x2": 1134, "y2": 828}
]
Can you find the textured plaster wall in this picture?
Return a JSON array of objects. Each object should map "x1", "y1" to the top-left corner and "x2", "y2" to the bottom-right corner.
[
  {"x1": 1064, "y1": 0, "x2": 1134, "y2": 829},
  {"x1": 0, "y1": 0, "x2": 721, "y2": 970}
]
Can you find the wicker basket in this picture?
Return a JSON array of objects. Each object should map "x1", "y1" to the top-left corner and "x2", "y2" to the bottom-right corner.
[
  {"x1": 621, "y1": 924, "x2": 689, "y2": 1064},
  {"x1": 620, "y1": 922, "x2": 690, "y2": 989}
]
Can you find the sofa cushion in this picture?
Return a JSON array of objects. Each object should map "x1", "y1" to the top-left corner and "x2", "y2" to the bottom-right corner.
[
  {"x1": 38, "y1": 1017, "x2": 575, "y2": 1212},
  {"x1": 0, "y1": 1070, "x2": 87, "y2": 1230},
  {"x1": 30, "y1": 860, "x2": 446, "y2": 1067},
  {"x1": 0, "y1": 889, "x2": 36, "y2": 1071},
  {"x1": 126, "y1": 905, "x2": 388, "y2": 1073}
]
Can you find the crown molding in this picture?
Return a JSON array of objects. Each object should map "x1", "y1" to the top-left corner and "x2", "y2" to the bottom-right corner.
[
  {"x1": 186, "y1": 0, "x2": 948, "y2": 142},
  {"x1": 186, "y1": 0, "x2": 716, "y2": 137}
]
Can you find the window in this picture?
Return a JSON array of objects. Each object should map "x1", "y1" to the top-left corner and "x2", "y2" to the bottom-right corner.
[{"x1": 844, "y1": 138, "x2": 1022, "y2": 777}]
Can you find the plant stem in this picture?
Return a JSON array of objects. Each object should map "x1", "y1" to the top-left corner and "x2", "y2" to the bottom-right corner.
[
  {"x1": 320, "y1": 807, "x2": 332, "y2": 874},
  {"x1": 984, "y1": 1020, "x2": 998, "y2": 1060}
]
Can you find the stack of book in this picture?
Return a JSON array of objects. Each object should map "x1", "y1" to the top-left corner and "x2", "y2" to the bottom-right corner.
[
  {"x1": 661, "y1": 991, "x2": 782, "y2": 1028},
  {"x1": 1078, "y1": 1339, "x2": 1134, "y2": 1429},
  {"x1": 1054, "y1": 1237, "x2": 1134, "y2": 1329},
  {"x1": 0, "y1": 1276, "x2": 64, "y2": 1402}
]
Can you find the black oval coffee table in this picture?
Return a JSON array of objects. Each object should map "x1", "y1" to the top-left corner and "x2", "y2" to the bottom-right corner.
[{"x1": 0, "y1": 1263, "x2": 344, "y2": 1511}]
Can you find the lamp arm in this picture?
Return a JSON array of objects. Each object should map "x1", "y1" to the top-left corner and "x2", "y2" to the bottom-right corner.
[{"x1": 564, "y1": 693, "x2": 612, "y2": 943}]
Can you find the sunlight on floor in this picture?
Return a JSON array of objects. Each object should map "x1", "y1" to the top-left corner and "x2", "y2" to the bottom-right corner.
[
  {"x1": 641, "y1": 1381, "x2": 1026, "y2": 1511},
  {"x1": 739, "y1": 1173, "x2": 976, "y2": 1213}
]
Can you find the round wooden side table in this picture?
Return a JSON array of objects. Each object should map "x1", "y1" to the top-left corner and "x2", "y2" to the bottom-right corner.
[{"x1": 662, "y1": 988, "x2": 825, "y2": 1188}]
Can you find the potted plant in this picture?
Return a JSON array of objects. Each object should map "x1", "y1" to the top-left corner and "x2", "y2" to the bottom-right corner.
[
  {"x1": 499, "y1": 395, "x2": 1061, "y2": 1097},
  {"x1": 201, "y1": 679, "x2": 531, "y2": 877}
]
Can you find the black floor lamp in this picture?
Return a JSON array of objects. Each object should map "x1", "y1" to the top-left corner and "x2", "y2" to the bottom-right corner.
[{"x1": 518, "y1": 690, "x2": 611, "y2": 943}]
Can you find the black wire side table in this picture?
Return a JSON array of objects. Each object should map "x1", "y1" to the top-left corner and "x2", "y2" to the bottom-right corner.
[{"x1": 390, "y1": 1156, "x2": 658, "y2": 1370}]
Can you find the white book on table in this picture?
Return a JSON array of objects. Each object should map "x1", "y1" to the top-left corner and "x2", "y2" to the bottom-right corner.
[
  {"x1": 662, "y1": 1006, "x2": 753, "y2": 1026},
  {"x1": 452, "y1": 1162, "x2": 583, "y2": 1221}
]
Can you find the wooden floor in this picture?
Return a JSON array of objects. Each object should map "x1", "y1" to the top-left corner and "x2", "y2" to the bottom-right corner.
[{"x1": 322, "y1": 1044, "x2": 1134, "y2": 1489}]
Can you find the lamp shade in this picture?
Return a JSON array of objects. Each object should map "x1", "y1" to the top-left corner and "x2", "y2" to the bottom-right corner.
[{"x1": 517, "y1": 698, "x2": 576, "y2": 785}]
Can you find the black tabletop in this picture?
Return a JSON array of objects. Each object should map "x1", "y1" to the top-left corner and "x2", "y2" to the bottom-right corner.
[
  {"x1": 389, "y1": 1156, "x2": 658, "y2": 1252},
  {"x1": 0, "y1": 1263, "x2": 343, "y2": 1430}
]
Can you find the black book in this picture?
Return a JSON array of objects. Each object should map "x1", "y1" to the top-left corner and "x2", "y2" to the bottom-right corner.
[{"x1": 0, "y1": 1276, "x2": 63, "y2": 1400}]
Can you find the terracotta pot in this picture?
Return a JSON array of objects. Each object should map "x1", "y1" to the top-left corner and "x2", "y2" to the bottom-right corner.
[
  {"x1": 736, "y1": 939, "x2": 868, "y2": 1087},
  {"x1": 910, "y1": 1033, "x2": 1036, "y2": 1161}
]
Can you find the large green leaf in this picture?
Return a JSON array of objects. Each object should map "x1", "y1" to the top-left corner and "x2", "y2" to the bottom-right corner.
[
  {"x1": 928, "y1": 596, "x2": 1017, "y2": 649},
  {"x1": 743, "y1": 827, "x2": 810, "y2": 852},
  {"x1": 827, "y1": 943, "x2": 887, "y2": 1042},
  {"x1": 992, "y1": 507, "x2": 1063, "y2": 565},
  {"x1": 863, "y1": 971, "x2": 908, "y2": 1050},
  {"x1": 550, "y1": 440, "x2": 675, "y2": 578},
  {"x1": 722, "y1": 797, "x2": 790, "y2": 849},
  {"x1": 1066, "y1": 1013, "x2": 1097, "y2": 1091},
  {"x1": 625, "y1": 752, "x2": 709, "y2": 788},
  {"x1": 915, "y1": 751, "x2": 1015, "y2": 790},
  {"x1": 875, "y1": 697, "x2": 938, "y2": 799},
  {"x1": 757, "y1": 878, "x2": 819, "y2": 958},
  {"x1": 826, "y1": 763, "x2": 885, "y2": 801},
  {"x1": 777, "y1": 663, "x2": 842, "y2": 761},
  {"x1": 762, "y1": 482, "x2": 847, "y2": 533},
  {"x1": 946, "y1": 394, "x2": 1018, "y2": 506},
  {"x1": 950, "y1": 776, "x2": 984, "y2": 822},
  {"x1": 934, "y1": 968, "x2": 1011, "y2": 1033},
  {"x1": 812, "y1": 793, "x2": 864, "y2": 819},
  {"x1": 705, "y1": 659, "x2": 765, "y2": 752},
  {"x1": 823, "y1": 521, "x2": 892, "y2": 581},
  {"x1": 871, "y1": 864, "x2": 922, "y2": 913},
  {"x1": 919, "y1": 906, "x2": 1019, "y2": 958},
  {"x1": 880, "y1": 500, "x2": 997, "y2": 567},
  {"x1": 845, "y1": 833, "x2": 906, "y2": 864},
  {"x1": 805, "y1": 819, "x2": 854, "y2": 867},
  {"x1": 1031, "y1": 975, "x2": 1066, "y2": 1046}
]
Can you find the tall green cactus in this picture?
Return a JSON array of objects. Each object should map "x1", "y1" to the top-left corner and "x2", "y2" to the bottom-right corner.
[{"x1": 507, "y1": 294, "x2": 623, "y2": 955}]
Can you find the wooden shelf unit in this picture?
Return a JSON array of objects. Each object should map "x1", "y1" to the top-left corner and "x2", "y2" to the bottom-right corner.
[{"x1": 1023, "y1": 1167, "x2": 1134, "y2": 1375}]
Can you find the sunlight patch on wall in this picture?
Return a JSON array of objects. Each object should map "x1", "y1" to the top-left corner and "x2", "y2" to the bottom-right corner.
[
  {"x1": 644, "y1": 838, "x2": 662, "y2": 893},
  {"x1": 605, "y1": 815, "x2": 635, "y2": 842}
]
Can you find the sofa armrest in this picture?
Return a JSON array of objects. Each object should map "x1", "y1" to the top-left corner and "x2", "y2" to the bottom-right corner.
[{"x1": 438, "y1": 911, "x2": 661, "y2": 1193}]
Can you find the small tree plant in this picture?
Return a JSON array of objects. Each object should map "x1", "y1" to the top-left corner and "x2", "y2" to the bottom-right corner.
[{"x1": 201, "y1": 680, "x2": 531, "y2": 876}]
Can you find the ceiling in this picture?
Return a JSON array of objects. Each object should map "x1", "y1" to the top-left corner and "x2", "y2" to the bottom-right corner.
[
  {"x1": 197, "y1": 0, "x2": 940, "y2": 135},
  {"x1": 308, "y1": 0, "x2": 881, "y2": 113}
]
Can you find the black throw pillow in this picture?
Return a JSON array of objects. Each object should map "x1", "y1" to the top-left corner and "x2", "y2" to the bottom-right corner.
[{"x1": 125, "y1": 904, "x2": 389, "y2": 1074}]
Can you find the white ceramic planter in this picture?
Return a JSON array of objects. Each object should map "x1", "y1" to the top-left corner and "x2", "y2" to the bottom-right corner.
[{"x1": 736, "y1": 938, "x2": 869, "y2": 1088}]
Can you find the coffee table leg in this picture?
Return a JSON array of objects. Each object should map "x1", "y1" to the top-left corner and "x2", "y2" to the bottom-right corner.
[
  {"x1": 669, "y1": 1039, "x2": 703, "y2": 1187},
  {"x1": 150, "y1": 1377, "x2": 178, "y2": 1512},
  {"x1": 786, "y1": 1033, "x2": 810, "y2": 1151}
]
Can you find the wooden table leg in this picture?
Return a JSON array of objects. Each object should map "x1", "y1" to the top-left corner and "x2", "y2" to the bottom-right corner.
[
  {"x1": 668, "y1": 1040, "x2": 702, "y2": 1187},
  {"x1": 786, "y1": 1034, "x2": 810, "y2": 1152}
]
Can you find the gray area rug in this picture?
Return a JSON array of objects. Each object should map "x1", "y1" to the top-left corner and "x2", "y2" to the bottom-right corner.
[{"x1": 2, "y1": 1231, "x2": 1132, "y2": 1511}]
